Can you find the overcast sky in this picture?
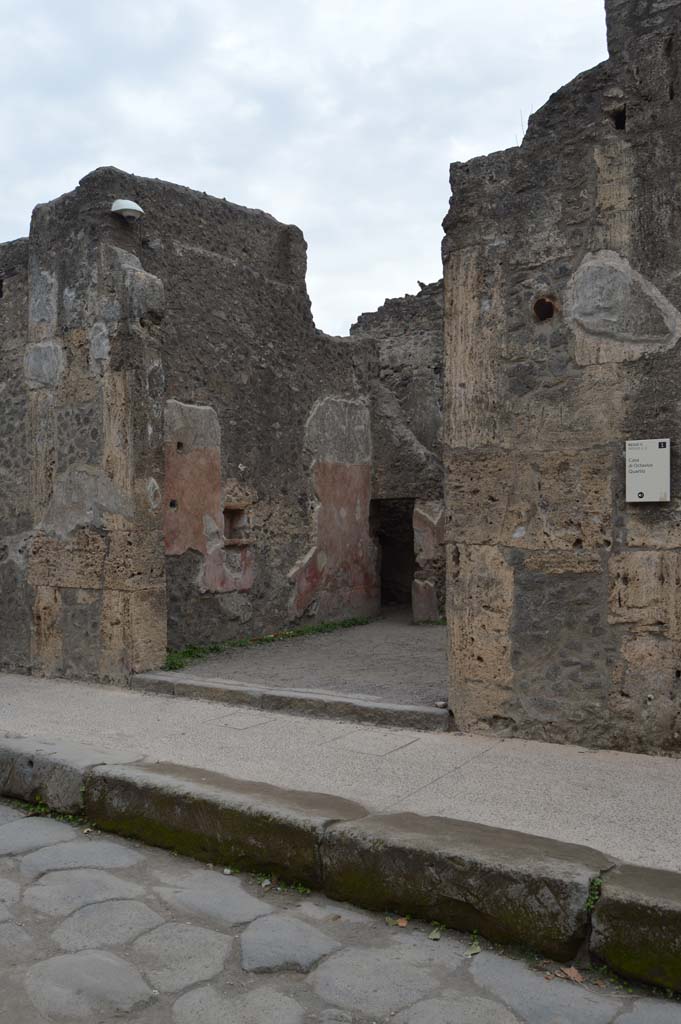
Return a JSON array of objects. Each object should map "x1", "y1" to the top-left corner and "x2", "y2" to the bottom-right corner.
[{"x1": 0, "y1": 1, "x2": 608, "y2": 334}]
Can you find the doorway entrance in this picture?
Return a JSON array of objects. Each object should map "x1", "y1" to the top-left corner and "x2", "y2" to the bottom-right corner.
[{"x1": 370, "y1": 498, "x2": 415, "y2": 611}]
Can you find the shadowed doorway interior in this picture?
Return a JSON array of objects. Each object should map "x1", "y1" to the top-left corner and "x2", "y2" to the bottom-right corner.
[{"x1": 370, "y1": 498, "x2": 415, "y2": 611}]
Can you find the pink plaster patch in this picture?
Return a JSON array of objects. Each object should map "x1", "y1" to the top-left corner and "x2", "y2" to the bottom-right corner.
[
  {"x1": 163, "y1": 441, "x2": 254, "y2": 593},
  {"x1": 291, "y1": 462, "x2": 380, "y2": 619},
  {"x1": 163, "y1": 443, "x2": 222, "y2": 556},
  {"x1": 201, "y1": 544, "x2": 255, "y2": 594}
]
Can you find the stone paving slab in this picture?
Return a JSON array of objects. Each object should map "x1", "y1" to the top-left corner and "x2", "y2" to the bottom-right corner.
[
  {"x1": 241, "y1": 913, "x2": 340, "y2": 972},
  {"x1": 0, "y1": 798, "x2": 678, "y2": 1024}
]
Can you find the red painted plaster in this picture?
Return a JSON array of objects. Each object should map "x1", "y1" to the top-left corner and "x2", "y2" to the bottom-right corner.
[{"x1": 291, "y1": 461, "x2": 380, "y2": 619}]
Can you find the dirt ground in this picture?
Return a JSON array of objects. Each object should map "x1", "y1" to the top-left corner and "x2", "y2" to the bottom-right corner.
[{"x1": 184, "y1": 611, "x2": 448, "y2": 707}]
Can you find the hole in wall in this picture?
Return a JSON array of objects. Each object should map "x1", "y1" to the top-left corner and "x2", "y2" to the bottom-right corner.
[
  {"x1": 169, "y1": 499, "x2": 178, "y2": 509},
  {"x1": 176, "y1": 441, "x2": 184, "y2": 452},
  {"x1": 533, "y1": 297, "x2": 556, "y2": 322},
  {"x1": 612, "y1": 107, "x2": 627, "y2": 130},
  {"x1": 224, "y1": 507, "x2": 249, "y2": 541}
]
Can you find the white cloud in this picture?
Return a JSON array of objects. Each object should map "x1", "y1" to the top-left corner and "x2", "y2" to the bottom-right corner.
[{"x1": 0, "y1": 0, "x2": 608, "y2": 333}]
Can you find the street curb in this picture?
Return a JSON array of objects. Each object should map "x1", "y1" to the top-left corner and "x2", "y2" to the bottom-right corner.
[
  {"x1": 1, "y1": 734, "x2": 679, "y2": 989},
  {"x1": 83, "y1": 761, "x2": 367, "y2": 888},
  {"x1": 133, "y1": 672, "x2": 451, "y2": 732}
]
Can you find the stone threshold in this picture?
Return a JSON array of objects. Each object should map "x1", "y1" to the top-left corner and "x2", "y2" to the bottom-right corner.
[
  {"x1": 132, "y1": 672, "x2": 451, "y2": 732},
  {"x1": 0, "y1": 735, "x2": 679, "y2": 993}
]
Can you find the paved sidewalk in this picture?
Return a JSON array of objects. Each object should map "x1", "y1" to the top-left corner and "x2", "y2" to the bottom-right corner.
[
  {"x1": 175, "y1": 613, "x2": 448, "y2": 707},
  {"x1": 2, "y1": 672, "x2": 681, "y2": 873},
  {"x1": 1, "y1": 799, "x2": 672, "y2": 1024}
]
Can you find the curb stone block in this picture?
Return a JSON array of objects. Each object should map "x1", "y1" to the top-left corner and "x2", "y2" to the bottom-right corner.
[
  {"x1": 83, "y1": 761, "x2": 367, "y2": 887},
  {"x1": 591, "y1": 864, "x2": 681, "y2": 992},
  {"x1": 0, "y1": 736, "x2": 140, "y2": 813},
  {"x1": 321, "y1": 812, "x2": 613, "y2": 961}
]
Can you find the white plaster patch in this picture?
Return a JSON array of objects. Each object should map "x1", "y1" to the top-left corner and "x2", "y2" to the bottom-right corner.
[
  {"x1": 24, "y1": 341, "x2": 65, "y2": 389},
  {"x1": 41, "y1": 466, "x2": 134, "y2": 536},
  {"x1": 304, "y1": 395, "x2": 372, "y2": 464},
  {"x1": 164, "y1": 399, "x2": 220, "y2": 450},
  {"x1": 88, "y1": 322, "x2": 110, "y2": 374},
  {"x1": 147, "y1": 478, "x2": 162, "y2": 511},
  {"x1": 566, "y1": 250, "x2": 681, "y2": 365},
  {"x1": 28, "y1": 268, "x2": 58, "y2": 332}
]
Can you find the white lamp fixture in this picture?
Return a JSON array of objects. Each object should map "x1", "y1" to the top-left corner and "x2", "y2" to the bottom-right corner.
[{"x1": 111, "y1": 199, "x2": 144, "y2": 221}]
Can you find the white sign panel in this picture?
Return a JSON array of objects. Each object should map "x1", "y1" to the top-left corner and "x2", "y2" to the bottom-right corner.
[{"x1": 626, "y1": 439, "x2": 671, "y2": 503}]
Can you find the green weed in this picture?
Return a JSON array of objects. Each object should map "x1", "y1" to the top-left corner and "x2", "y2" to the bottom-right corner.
[{"x1": 164, "y1": 617, "x2": 372, "y2": 671}]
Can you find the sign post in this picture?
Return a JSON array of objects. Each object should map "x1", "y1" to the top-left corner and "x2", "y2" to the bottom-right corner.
[{"x1": 625, "y1": 439, "x2": 671, "y2": 503}]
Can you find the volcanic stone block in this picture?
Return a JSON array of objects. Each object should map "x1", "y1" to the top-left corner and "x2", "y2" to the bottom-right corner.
[
  {"x1": 322, "y1": 812, "x2": 612, "y2": 961},
  {"x1": 84, "y1": 761, "x2": 368, "y2": 887},
  {"x1": 591, "y1": 864, "x2": 681, "y2": 992}
]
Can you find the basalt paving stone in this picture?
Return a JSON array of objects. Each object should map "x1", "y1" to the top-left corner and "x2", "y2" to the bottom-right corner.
[
  {"x1": 172, "y1": 984, "x2": 306, "y2": 1024},
  {"x1": 319, "y1": 1011, "x2": 353, "y2": 1024},
  {"x1": 0, "y1": 799, "x2": 669, "y2": 1024},
  {"x1": 25, "y1": 950, "x2": 155, "y2": 1021},
  {"x1": 20, "y1": 837, "x2": 145, "y2": 879},
  {"x1": 132, "y1": 922, "x2": 233, "y2": 993},
  {"x1": 0, "y1": 876, "x2": 20, "y2": 908},
  {"x1": 308, "y1": 946, "x2": 441, "y2": 1016},
  {"x1": 23, "y1": 867, "x2": 145, "y2": 916},
  {"x1": 617, "y1": 1000, "x2": 681, "y2": 1023},
  {"x1": 156, "y1": 868, "x2": 273, "y2": 928},
  {"x1": 294, "y1": 898, "x2": 373, "y2": 925},
  {"x1": 0, "y1": 922, "x2": 34, "y2": 963},
  {"x1": 469, "y1": 952, "x2": 624, "y2": 1024},
  {"x1": 241, "y1": 913, "x2": 341, "y2": 972},
  {"x1": 51, "y1": 899, "x2": 165, "y2": 952},
  {"x1": 0, "y1": 968, "x2": 51, "y2": 1024},
  {"x1": 0, "y1": 803, "x2": 24, "y2": 824},
  {"x1": 394, "y1": 995, "x2": 522, "y2": 1024},
  {"x1": 0, "y1": 817, "x2": 77, "y2": 855}
]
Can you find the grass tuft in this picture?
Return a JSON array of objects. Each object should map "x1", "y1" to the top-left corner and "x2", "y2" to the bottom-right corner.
[{"x1": 163, "y1": 616, "x2": 372, "y2": 671}]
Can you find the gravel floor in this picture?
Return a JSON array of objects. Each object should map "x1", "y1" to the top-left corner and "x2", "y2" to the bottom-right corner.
[
  {"x1": 182, "y1": 611, "x2": 448, "y2": 707},
  {"x1": 0, "y1": 800, "x2": 677, "y2": 1023}
]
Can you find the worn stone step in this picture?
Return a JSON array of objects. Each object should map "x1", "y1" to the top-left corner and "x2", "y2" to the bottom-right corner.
[{"x1": 132, "y1": 672, "x2": 451, "y2": 732}]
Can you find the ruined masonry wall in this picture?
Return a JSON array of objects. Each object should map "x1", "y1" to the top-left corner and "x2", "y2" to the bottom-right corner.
[
  {"x1": 443, "y1": 0, "x2": 681, "y2": 752},
  {"x1": 352, "y1": 282, "x2": 445, "y2": 619},
  {"x1": 0, "y1": 239, "x2": 32, "y2": 670},
  {"x1": 0, "y1": 175, "x2": 168, "y2": 682},
  {"x1": 86, "y1": 169, "x2": 379, "y2": 649}
]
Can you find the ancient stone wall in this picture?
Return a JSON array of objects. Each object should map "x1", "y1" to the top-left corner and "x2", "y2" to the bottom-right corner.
[
  {"x1": 87, "y1": 168, "x2": 381, "y2": 647},
  {"x1": 0, "y1": 174, "x2": 168, "y2": 682},
  {"x1": 0, "y1": 238, "x2": 32, "y2": 670},
  {"x1": 352, "y1": 283, "x2": 445, "y2": 620},
  {"x1": 443, "y1": 0, "x2": 681, "y2": 751}
]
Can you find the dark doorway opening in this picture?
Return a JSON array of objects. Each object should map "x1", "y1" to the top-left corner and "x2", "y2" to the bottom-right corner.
[{"x1": 370, "y1": 498, "x2": 415, "y2": 609}]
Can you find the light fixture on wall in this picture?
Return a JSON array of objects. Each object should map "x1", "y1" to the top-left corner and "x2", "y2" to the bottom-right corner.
[{"x1": 111, "y1": 199, "x2": 145, "y2": 222}]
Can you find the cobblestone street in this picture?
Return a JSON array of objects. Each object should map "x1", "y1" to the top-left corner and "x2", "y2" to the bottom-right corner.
[{"x1": 0, "y1": 800, "x2": 677, "y2": 1023}]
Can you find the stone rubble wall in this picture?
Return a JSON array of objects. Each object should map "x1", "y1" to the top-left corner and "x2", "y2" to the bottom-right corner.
[
  {"x1": 103, "y1": 167, "x2": 381, "y2": 647},
  {"x1": 443, "y1": 0, "x2": 681, "y2": 751},
  {"x1": 1, "y1": 166, "x2": 448, "y2": 677},
  {"x1": 0, "y1": 238, "x2": 32, "y2": 671},
  {"x1": 20, "y1": 175, "x2": 167, "y2": 682},
  {"x1": 351, "y1": 282, "x2": 445, "y2": 619}
]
